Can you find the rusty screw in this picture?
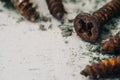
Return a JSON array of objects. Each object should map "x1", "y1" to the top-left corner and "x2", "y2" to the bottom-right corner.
[
  {"x1": 81, "y1": 56, "x2": 120, "y2": 79},
  {"x1": 46, "y1": 0, "x2": 66, "y2": 20},
  {"x1": 74, "y1": 0, "x2": 120, "y2": 43},
  {"x1": 11, "y1": 0, "x2": 40, "y2": 22},
  {"x1": 102, "y1": 36, "x2": 120, "y2": 54}
]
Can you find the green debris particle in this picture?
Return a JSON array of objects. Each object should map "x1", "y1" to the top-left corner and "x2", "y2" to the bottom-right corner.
[
  {"x1": 0, "y1": 0, "x2": 14, "y2": 9},
  {"x1": 86, "y1": 44, "x2": 101, "y2": 53},
  {"x1": 39, "y1": 24, "x2": 47, "y2": 31},
  {"x1": 59, "y1": 25, "x2": 73, "y2": 37},
  {"x1": 64, "y1": 40, "x2": 69, "y2": 44},
  {"x1": 48, "y1": 24, "x2": 52, "y2": 29},
  {"x1": 40, "y1": 16, "x2": 52, "y2": 22},
  {"x1": 0, "y1": 9, "x2": 3, "y2": 12},
  {"x1": 16, "y1": 17, "x2": 25, "y2": 23}
]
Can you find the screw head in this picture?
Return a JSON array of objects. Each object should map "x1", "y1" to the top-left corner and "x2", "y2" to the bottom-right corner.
[{"x1": 74, "y1": 13, "x2": 100, "y2": 43}]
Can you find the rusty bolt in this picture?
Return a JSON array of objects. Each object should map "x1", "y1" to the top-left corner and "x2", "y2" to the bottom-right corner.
[
  {"x1": 46, "y1": 0, "x2": 67, "y2": 20},
  {"x1": 74, "y1": 0, "x2": 120, "y2": 43}
]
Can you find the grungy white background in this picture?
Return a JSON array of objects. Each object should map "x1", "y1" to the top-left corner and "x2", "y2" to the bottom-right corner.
[{"x1": 0, "y1": 0, "x2": 119, "y2": 80}]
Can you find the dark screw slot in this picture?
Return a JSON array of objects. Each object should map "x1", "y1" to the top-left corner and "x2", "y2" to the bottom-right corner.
[
  {"x1": 46, "y1": 0, "x2": 67, "y2": 20},
  {"x1": 86, "y1": 23, "x2": 93, "y2": 36},
  {"x1": 74, "y1": 0, "x2": 120, "y2": 43},
  {"x1": 78, "y1": 20, "x2": 86, "y2": 33}
]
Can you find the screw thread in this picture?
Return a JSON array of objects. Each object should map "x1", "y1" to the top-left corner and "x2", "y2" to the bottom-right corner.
[
  {"x1": 11, "y1": 0, "x2": 39, "y2": 22},
  {"x1": 81, "y1": 56, "x2": 120, "y2": 79},
  {"x1": 46, "y1": 0, "x2": 66, "y2": 20},
  {"x1": 93, "y1": 0, "x2": 120, "y2": 25},
  {"x1": 102, "y1": 36, "x2": 120, "y2": 53}
]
